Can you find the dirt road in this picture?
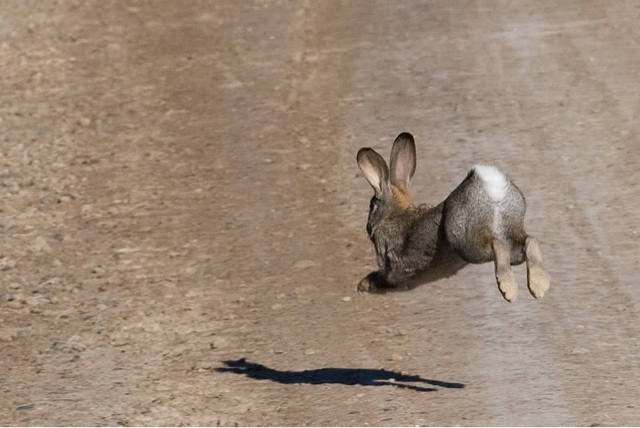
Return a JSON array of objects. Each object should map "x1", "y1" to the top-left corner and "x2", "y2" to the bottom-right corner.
[{"x1": 1, "y1": 1, "x2": 640, "y2": 425}]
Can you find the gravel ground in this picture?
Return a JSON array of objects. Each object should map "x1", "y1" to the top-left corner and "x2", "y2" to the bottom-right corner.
[{"x1": 1, "y1": 1, "x2": 640, "y2": 426}]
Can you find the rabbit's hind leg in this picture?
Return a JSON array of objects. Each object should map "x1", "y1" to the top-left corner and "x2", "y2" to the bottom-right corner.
[
  {"x1": 492, "y1": 238, "x2": 518, "y2": 302},
  {"x1": 523, "y1": 236, "x2": 550, "y2": 299}
]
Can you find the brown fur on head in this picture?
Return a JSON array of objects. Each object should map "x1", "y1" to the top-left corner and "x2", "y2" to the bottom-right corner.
[{"x1": 391, "y1": 184, "x2": 412, "y2": 210}]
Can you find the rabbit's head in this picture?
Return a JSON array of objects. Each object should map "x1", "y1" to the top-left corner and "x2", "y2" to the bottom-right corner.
[{"x1": 357, "y1": 132, "x2": 417, "y2": 237}]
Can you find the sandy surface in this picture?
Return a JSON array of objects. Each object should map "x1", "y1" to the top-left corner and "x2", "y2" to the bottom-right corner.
[{"x1": 1, "y1": 1, "x2": 640, "y2": 426}]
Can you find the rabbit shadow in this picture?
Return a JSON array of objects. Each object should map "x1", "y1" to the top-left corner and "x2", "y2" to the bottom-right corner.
[{"x1": 214, "y1": 358, "x2": 464, "y2": 392}]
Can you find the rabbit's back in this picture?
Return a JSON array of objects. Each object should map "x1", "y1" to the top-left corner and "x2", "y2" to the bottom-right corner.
[{"x1": 443, "y1": 165, "x2": 526, "y2": 264}]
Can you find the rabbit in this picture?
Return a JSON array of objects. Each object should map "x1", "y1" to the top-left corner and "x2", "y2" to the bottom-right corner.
[{"x1": 356, "y1": 132, "x2": 550, "y2": 302}]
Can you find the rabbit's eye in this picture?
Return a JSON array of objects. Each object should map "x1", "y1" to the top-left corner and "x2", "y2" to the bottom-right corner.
[{"x1": 370, "y1": 198, "x2": 379, "y2": 212}]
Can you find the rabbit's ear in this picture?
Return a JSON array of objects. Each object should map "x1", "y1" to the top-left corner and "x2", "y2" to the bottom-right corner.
[
  {"x1": 357, "y1": 148, "x2": 390, "y2": 197},
  {"x1": 390, "y1": 132, "x2": 416, "y2": 190}
]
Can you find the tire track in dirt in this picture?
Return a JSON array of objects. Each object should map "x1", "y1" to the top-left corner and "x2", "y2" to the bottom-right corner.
[
  {"x1": 339, "y1": 2, "x2": 572, "y2": 425},
  {"x1": 340, "y1": 1, "x2": 640, "y2": 425},
  {"x1": 491, "y1": 3, "x2": 640, "y2": 423},
  {"x1": 422, "y1": 1, "x2": 640, "y2": 424}
]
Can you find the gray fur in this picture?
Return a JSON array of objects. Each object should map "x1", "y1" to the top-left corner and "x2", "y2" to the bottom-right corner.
[{"x1": 356, "y1": 132, "x2": 550, "y2": 301}]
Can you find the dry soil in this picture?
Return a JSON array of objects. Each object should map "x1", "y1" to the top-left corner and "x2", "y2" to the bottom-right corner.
[{"x1": 1, "y1": 1, "x2": 640, "y2": 426}]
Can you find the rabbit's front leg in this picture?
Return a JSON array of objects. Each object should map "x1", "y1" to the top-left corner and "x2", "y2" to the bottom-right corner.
[{"x1": 357, "y1": 271, "x2": 394, "y2": 293}]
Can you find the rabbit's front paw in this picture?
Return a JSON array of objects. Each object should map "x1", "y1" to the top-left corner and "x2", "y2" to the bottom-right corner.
[
  {"x1": 357, "y1": 276, "x2": 376, "y2": 293},
  {"x1": 357, "y1": 271, "x2": 392, "y2": 294}
]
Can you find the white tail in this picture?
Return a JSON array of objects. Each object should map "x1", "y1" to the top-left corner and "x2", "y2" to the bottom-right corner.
[{"x1": 473, "y1": 164, "x2": 508, "y2": 202}]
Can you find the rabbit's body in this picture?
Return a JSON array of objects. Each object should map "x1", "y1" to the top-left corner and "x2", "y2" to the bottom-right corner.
[
  {"x1": 444, "y1": 165, "x2": 527, "y2": 265},
  {"x1": 357, "y1": 132, "x2": 549, "y2": 301}
]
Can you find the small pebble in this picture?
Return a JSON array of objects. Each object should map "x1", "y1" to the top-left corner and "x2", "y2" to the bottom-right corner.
[
  {"x1": 293, "y1": 260, "x2": 316, "y2": 270},
  {"x1": 568, "y1": 347, "x2": 590, "y2": 355},
  {"x1": 33, "y1": 236, "x2": 51, "y2": 253},
  {"x1": 16, "y1": 404, "x2": 34, "y2": 411},
  {"x1": 0, "y1": 330, "x2": 18, "y2": 342}
]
